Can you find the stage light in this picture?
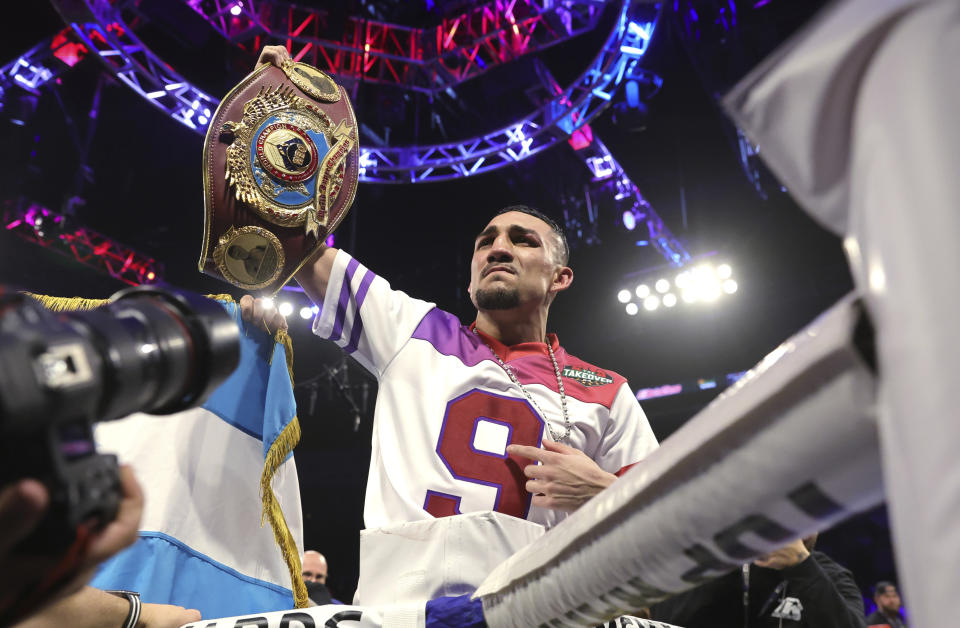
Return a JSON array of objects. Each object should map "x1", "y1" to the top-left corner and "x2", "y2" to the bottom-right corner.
[
  {"x1": 694, "y1": 263, "x2": 714, "y2": 277},
  {"x1": 622, "y1": 254, "x2": 738, "y2": 316},
  {"x1": 230, "y1": 3, "x2": 242, "y2": 16},
  {"x1": 700, "y1": 284, "x2": 721, "y2": 302},
  {"x1": 311, "y1": 305, "x2": 319, "y2": 315},
  {"x1": 278, "y1": 302, "x2": 294, "y2": 317},
  {"x1": 625, "y1": 303, "x2": 639, "y2": 316},
  {"x1": 299, "y1": 306, "x2": 313, "y2": 319},
  {"x1": 197, "y1": 115, "x2": 208, "y2": 125},
  {"x1": 625, "y1": 80, "x2": 641, "y2": 108},
  {"x1": 261, "y1": 297, "x2": 274, "y2": 309},
  {"x1": 622, "y1": 210, "x2": 637, "y2": 231},
  {"x1": 146, "y1": 271, "x2": 155, "y2": 281},
  {"x1": 358, "y1": 150, "x2": 377, "y2": 177}
]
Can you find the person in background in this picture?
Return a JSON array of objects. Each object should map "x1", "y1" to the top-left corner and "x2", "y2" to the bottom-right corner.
[
  {"x1": 301, "y1": 550, "x2": 335, "y2": 605},
  {"x1": 651, "y1": 534, "x2": 866, "y2": 627},
  {"x1": 866, "y1": 581, "x2": 906, "y2": 627}
]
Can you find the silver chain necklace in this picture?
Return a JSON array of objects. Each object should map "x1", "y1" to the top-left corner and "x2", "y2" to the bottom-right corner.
[{"x1": 473, "y1": 328, "x2": 572, "y2": 443}]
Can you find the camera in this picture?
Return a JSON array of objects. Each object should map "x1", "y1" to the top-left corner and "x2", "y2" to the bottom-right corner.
[{"x1": 0, "y1": 286, "x2": 240, "y2": 554}]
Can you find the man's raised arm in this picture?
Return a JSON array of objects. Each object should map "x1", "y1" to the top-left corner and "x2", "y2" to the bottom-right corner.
[
  {"x1": 253, "y1": 44, "x2": 341, "y2": 309},
  {"x1": 295, "y1": 247, "x2": 339, "y2": 307}
]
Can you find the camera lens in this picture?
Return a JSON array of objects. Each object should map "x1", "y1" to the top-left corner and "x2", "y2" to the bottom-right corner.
[{"x1": 68, "y1": 287, "x2": 240, "y2": 420}]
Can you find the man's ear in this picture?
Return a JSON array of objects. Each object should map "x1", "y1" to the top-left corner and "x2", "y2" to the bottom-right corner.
[{"x1": 551, "y1": 266, "x2": 574, "y2": 294}]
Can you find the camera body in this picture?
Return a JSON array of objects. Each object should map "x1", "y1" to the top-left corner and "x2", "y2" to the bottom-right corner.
[{"x1": 0, "y1": 286, "x2": 240, "y2": 552}]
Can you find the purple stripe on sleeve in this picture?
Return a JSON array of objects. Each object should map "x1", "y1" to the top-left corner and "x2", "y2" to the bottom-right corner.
[
  {"x1": 355, "y1": 267, "x2": 376, "y2": 309},
  {"x1": 342, "y1": 270, "x2": 373, "y2": 354},
  {"x1": 410, "y1": 308, "x2": 489, "y2": 366},
  {"x1": 328, "y1": 257, "x2": 360, "y2": 341}
]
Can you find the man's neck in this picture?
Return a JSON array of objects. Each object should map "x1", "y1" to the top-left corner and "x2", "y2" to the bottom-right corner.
[{"x1": 475, "y1": 309, "x2": 548, "y2": 346}]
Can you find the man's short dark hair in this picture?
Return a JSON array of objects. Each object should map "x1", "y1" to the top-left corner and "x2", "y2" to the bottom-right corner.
[
  {"x1": 494, "y1": 204, "x2": 570, "y2": 266},
  {"x1": 874, "y1": 581, "x2": 896, "y2": 596}
]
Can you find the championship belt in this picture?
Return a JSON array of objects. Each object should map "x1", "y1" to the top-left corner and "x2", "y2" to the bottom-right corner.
[{"x1": 199, "y1": 60, "x2": 359, "y2": 294}]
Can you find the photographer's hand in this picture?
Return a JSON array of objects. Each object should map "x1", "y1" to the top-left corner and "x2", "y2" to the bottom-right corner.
[
  {"x1": 0, "y1": 467, "x2": 144, "y2": 626},
  {"x1": 0, "y1": 479, "x2": 49, "y2": 558},
  {"x1": 139, "y1": 601, "x2": 201, "y2": 628},
  {"x1": 11, "y1": 587, "x2": 201, "y2": 628},
  {"x1": 83, "y1": 465, "x2": 143, "y2": 570},
  {"x1": 0, "y1": 480, "x2": 55, "y2": 604}
]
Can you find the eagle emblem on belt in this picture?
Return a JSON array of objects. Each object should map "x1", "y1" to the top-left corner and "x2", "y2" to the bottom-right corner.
[{"x1": 222, "y1": 80, "x2": 355, "y2": 238}]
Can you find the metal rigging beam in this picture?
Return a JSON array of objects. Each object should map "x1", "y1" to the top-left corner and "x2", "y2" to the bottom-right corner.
[{"x1": 183, "y1": 0, "x2": 607, "y2": 94}]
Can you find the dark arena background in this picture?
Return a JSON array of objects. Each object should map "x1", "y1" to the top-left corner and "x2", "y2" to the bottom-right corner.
[{"x1": 0, "y1": 0, "x2": 899, "y2": 613}]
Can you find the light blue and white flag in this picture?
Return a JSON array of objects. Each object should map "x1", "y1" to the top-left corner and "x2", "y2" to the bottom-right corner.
[{"x1": 83, "y1": 298, "x2": 306, "y2": 618}]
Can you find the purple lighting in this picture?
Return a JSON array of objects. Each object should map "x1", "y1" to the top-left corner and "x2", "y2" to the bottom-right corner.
[{"x1": 229, "y1": 3, "x2": 243, "y2": 16}]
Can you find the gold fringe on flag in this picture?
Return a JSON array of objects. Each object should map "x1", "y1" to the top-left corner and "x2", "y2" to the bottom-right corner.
[
  {"x1": 260, "y1": 327, "x2": 308, "y2": 607},
  {"x1": 24, "y1": 293, "x2": 109, "y2": 311},
  {"x1": 25, "y1": 291, "x2": 308, "y2": 608}
]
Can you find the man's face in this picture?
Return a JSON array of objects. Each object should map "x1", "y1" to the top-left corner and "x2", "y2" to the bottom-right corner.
[
  {"x1": 468, "y1": 211, "x2": 565, "y2": 311},
  {"x1": 876, "y1": 586, "x2": 901, "y2": 614},
  {"x1": 302, "y1": 553, "x2": 327, "y2": 584}
]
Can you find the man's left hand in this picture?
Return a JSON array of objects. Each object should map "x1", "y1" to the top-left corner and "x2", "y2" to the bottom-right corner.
[
  {"x1": 506, "y1": 440, "x2": 616, "y2": 511},
  {"x1": 753, "y1": 538, "x2": 810, "y2": 570}
]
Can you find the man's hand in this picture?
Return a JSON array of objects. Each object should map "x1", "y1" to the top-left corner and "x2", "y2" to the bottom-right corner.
[
  {"x1": 505, "y1": 440, "x2": 616, "y2": 511},
  {"x1": 239, "y1": 295, "x2": 289, "y2": 334},
  {"x1": 257, "y1": 45, "x2": 290, "y2": 69},
  {"x1": 139, "y1": 602, "x2": 201, "y2": 628},
  {"x1": 753, "y1": 538, "x2": 810, "y2": 570}
]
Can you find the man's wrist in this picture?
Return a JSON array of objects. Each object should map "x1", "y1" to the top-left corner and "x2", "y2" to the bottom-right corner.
[{"x1": 104, "y1": 590, "x2": 141, "y2": 628}]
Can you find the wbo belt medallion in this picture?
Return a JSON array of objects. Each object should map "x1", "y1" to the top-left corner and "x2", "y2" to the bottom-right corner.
[{"x1": 200, "y1": 60, "x2": 359, "y2": 294}]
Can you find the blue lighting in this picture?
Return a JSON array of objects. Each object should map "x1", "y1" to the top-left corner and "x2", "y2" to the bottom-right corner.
[
  {"x1": 625, "y1": 80, "x2": 640, "y2": 108},
  {"x1": 622, "y1": 210, "x2": 637, "y2": 231}
]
